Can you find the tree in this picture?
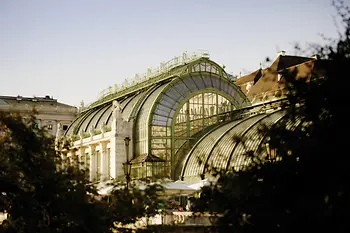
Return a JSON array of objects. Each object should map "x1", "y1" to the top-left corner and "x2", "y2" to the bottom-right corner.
[
  {"x1": 0, "y1": 112, "x2": 114, "y2": 233},
  {"x1": 107, "y1": 182, "x2": 166, "y2": 229},
  {"x1": 191, "y1": 1, "x2": 350, "y2": 232},
  {"x1": 0, "y1": 112, "x2": 166, "y2": 233}
]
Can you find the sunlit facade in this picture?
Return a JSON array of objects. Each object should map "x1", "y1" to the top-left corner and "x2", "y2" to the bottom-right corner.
[{"x1": 0, "y1": 95, "x2": 77, "y2": 137}]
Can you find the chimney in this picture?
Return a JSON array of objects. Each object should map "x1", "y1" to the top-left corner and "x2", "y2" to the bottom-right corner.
[{"x1": 277, "y1": 50, "x2": 286, "y2": 57}]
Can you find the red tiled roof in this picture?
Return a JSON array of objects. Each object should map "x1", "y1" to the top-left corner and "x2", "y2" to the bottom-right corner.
[
  {"x1": 235, "y1": 69, "x2": 262, "y2": 85},
  {"x1": 246, "y1": 55, "x2": 318, "y2": 100},
  {"x1": 235, "y1": 69, "x2": 263, "y2": 95},
  {"x1": 270, "y1": 55, "x2": 314, "y2": 72}
]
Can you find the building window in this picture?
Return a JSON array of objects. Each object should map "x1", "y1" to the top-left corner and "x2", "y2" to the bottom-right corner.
[
  {"x1": 48, "y1": 124, "x2": 53, "y2": 130},
  {"x1": 62, "y1": 125, "x2": 68, "y2": 130}
]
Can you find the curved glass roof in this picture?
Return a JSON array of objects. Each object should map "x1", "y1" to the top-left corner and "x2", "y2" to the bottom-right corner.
[
  {"x1": 64, "y1": 57, "x2": 251, "y2": 169},
  {"x1": 181, "y1": 110, "x2": 286, "y2": 180},
  {"x1": 65, "y1": 89, "x2": 150, "y2": 136},
  {"x1": 149, "y1": 73, "x2": 249, "y2": 129},
  {"x1": 64, "y1": 56, "x2": 300, "y2": 182},
  {"x1": 0, "y1": 99, "x2": 8, "y2": 105},
  {"x1": 135, "y1": 83, "x2": 169, "y2": 155},
  {"x1": 65, "y1": 58, "x2": 248, "y2": 137}
]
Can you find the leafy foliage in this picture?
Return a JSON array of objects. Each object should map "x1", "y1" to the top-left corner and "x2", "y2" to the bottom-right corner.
[
  {"x1": 107, "y1": 183, "x2": 166, "y2": 227},
  {"x1": 0, "y1": 112, "x2": 166, "y2": 232},
  {"x1": 191, "y1": 1, "x2": 350, "y2": 233},
  {"x1": 0, "y1": 112, "x2": 114, "y2": 233}
]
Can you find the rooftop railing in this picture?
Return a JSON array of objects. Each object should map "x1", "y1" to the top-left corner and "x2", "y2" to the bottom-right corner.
[{"x1": 85, "y1": 50, "x2": 210, "y2": 110}]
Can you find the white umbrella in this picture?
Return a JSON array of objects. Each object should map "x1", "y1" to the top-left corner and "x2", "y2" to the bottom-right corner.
[
  {"x1": 97, "y1": 180, "x2": 150, "y2": 195},
  {"x1": 188, "y1": 177, "x2": 216, "y2": 190},
  {"x1": 98, "y1": 185, "x2": 115, "y2": 195},
  {"x1": 161, "y1": 180, "x2": 197, "y2": 195}
]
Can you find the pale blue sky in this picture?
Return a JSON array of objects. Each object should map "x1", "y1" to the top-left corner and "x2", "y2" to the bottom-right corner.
[{"x1": 0, "y1": 0, "x2": 339, "y2": 106}]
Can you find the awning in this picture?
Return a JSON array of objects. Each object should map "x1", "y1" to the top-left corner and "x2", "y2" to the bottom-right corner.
[{"x1": 161, "y1": 180, "x2": 197, "y2": 196}]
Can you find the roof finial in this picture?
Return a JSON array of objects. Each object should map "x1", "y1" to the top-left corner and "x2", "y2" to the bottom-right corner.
[{"x1": 277, "y1": 50, "x2": 286, "y2": 57}]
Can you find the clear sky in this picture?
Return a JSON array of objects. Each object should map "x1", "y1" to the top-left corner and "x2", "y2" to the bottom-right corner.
[{"x1": 0, "y1": 0, "x2": 339, "y2": 107}]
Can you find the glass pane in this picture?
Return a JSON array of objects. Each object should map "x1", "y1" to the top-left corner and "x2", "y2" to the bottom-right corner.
[
  {"x1": 183, "y1": 77, "x2": 198, "y2": 91},
  {"x1": 193, "y1": 64, "x2": 200, "y2": 72},
  {"x1": 202, "y1": 76, "x2": 212, "y2": 87},
  {"x1": 193, "y1": 76, "x2": 205, "y2": 89},
  {"x1": 152, "y1": 126, "x2": 167, "y2": 137},
  {"x1": 174, "y1": 81, "x2": 191, "y2": 97},
  {"x1": 155, "y1": 108, "x2": 169, "y2": 117},
  {"x1": 160, "y1": 94, "x2": 177, "y2": 107},
  {"x1": 211, "y1": 65, "x2": 220, "y2": 74},
  {"x1": 200, "y1": 63, "x2": 206, "y2": 72},
  {"x1": 169, "y1": 109, "x2": 176, "y2": 118},
  {"x1": 152, "y1": 119, "x2": 167, "y2": 126},
  {"x1": 151, "y1": 139, "x2": 169, "y2": 149},
  {"x1": 167, "y1": 87, "x2": 182, "y2": 100},
  {"x1": 212, "y1": 77, "x2": 221, "y2": 89},
  {"x1": 156, "y1": 104, "x2": 171, "y2": 112},
  {"x1": 175, "y1": 92, "x2": 231, "y2": 138},
  {"x1": 205, "y1": 63, "x2": 211, "y2": 72}
]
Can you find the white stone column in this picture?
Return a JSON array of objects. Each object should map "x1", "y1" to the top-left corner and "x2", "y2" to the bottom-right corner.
[
  {"x1": 115, "y1": 136, "x2": 128, "y2": 178},
  {"x1": 110, "y1": 136, "x2": 127, "y2": 179},
  {"x1": 100, "y1": 142, "x2": 108, "y2": 181},
  {"x1": 69, "y1": 149, "x2": 77, "y2": 167},
  {"x1": 110, "y1": 102, "x2": 118, "y2": 179},
  {"x1": 52, "y1": 120, "x2": 57, "y2": 137},
  {"x1": 110, "y1": 135, "x2": 117, "y2": 179},
  {"x1": 79, "y1": 147, "x2": 86, "y2": 170},
  {"x1": 110, "y1": 100, "x2": 133, "y2": 180},
  {"x1": 89, "y1": 144, "x2": 97, "y2": 182}
]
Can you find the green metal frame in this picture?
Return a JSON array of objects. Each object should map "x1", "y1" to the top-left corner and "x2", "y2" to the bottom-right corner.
[
  {"x1": 144, "y1": 60, "x2": 250, "y2": 179},
  {"x1": 82, "y1": 58, "x2": 193, "y2": 111},
  {"x1": 168, "y1": 90, "x2": 235, "y2": 178},
  {"x1": 129, "y1": 84, "x2": 162, "y2": 159},
  {"x1": 64, "y1": 57, "x2": 252, "y2": 180}
]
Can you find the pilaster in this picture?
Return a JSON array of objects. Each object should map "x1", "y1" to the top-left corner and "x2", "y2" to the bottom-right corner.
[
  {"x1": 100, "y1": 142, "x2": 108, "y2": 181},
  {"x1": 79, "y1": 146, "x2": 86, "y2": 170},
  {"x1": 89, "y1": 144, "x2": 97, "y2": 182},
  {"x1": 110, "y1": 100, "x2": 133, "y2": 180}
]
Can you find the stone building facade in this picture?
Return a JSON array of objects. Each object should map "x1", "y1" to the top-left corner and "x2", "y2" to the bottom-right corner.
[{"x1": 0, "y1": 95, "x2": 77, "y2": 137}]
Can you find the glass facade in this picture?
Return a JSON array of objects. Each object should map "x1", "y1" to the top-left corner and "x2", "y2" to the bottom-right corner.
[
  {"x1": 135, "y1": 83, "x2": 168, "y2": 156},
  {"x1": 145, "y1": 66, "x2": 249, "y2": 178},
  {"x1": 131, "y1": 161, "x2": 166, "y2": 181},
  {"x1": 181, "y1": 110, "x2": 286, "y2": 180},
  {"x1": 173, "y1": 93, "x2": 233, "y2": 154},
  {"x1": 149, "y1": 90, "x2": 235, "y2": 179},
  {"x1": 65, "y1": 58, "x2": 251, "y2": 181},
  {"x1": 148, "y1": 73, "x2": 241, "y2": 166}
]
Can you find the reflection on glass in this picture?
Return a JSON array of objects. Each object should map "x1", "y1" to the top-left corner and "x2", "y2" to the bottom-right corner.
[
  {"x1": 173, "y1": 92, "x2": 232, "y2": 152},
  {"x1": 149, "y1": 92, "x2": 233, "y2": 168}
]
